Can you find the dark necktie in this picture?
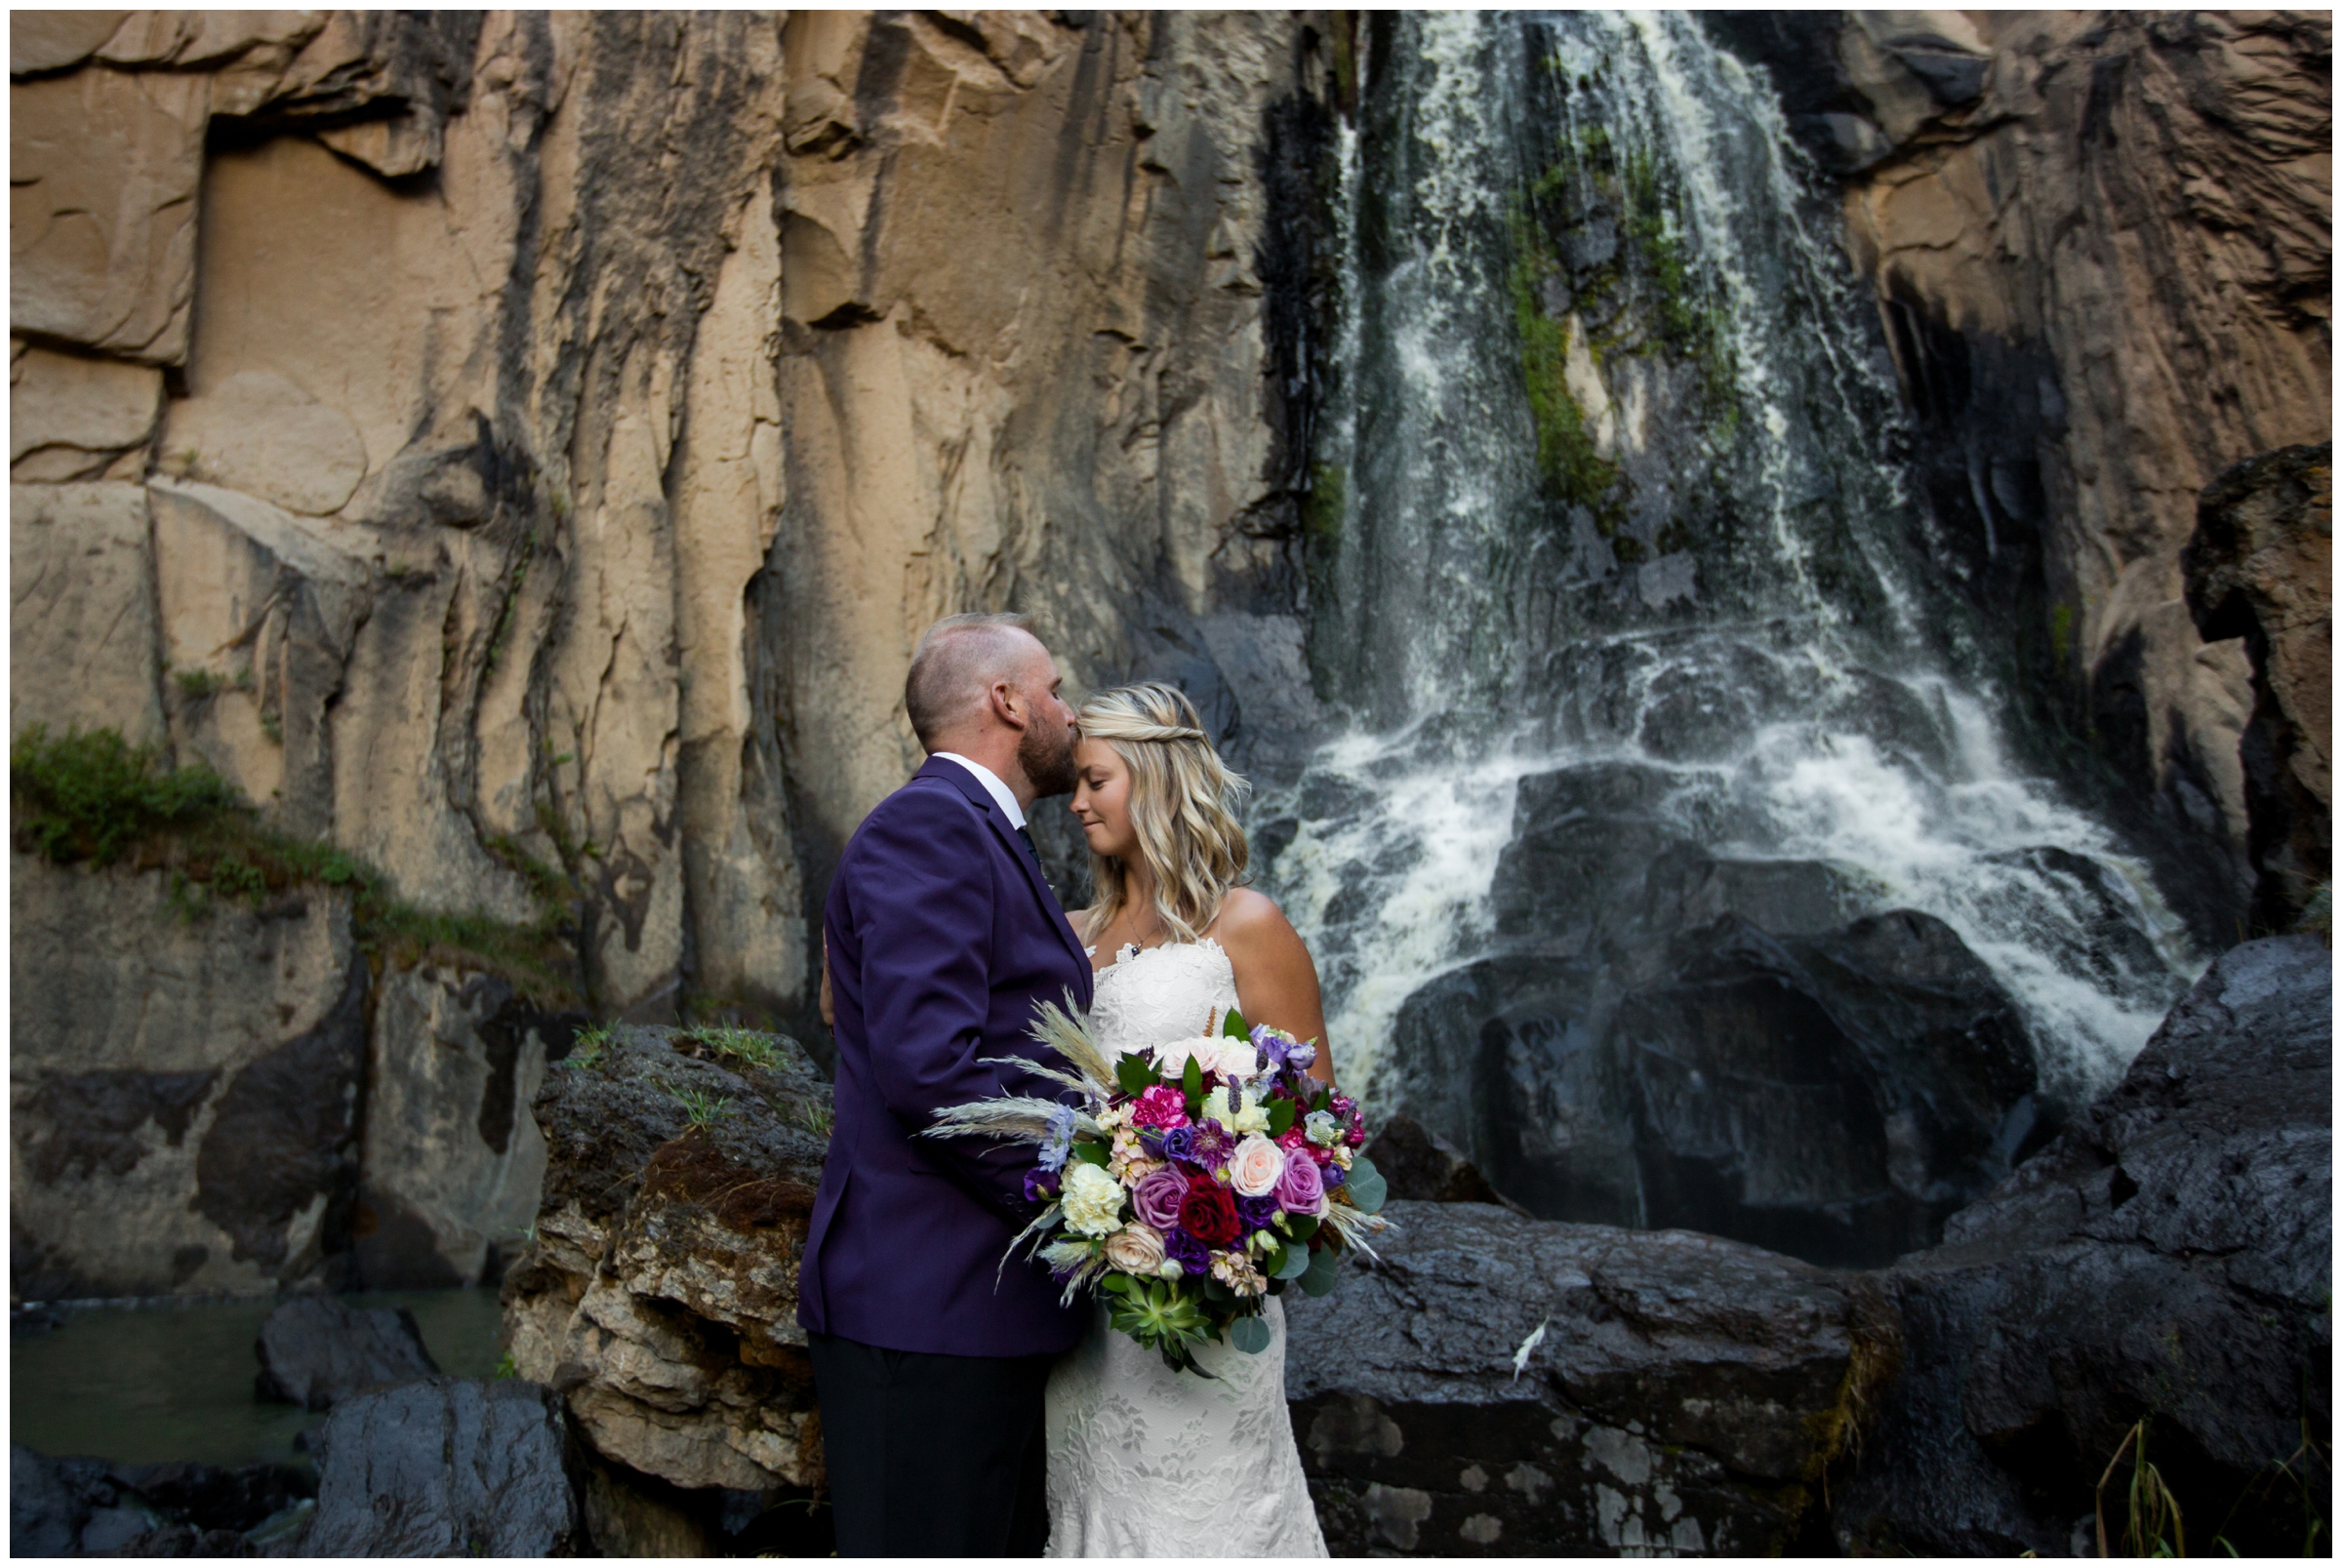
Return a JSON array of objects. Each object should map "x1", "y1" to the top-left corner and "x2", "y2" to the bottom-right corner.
[{"x1": 1015, "y1": 824, "x2": 1042, "y2": 864}]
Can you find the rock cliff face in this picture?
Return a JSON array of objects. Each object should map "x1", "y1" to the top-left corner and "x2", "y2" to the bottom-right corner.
[
  {"x1": 10, "y1": 10, "x2": 1320, "y2": 1298},
  {"x1": 1716, "y1": 11, "x2": 2331, "y2": 935}
]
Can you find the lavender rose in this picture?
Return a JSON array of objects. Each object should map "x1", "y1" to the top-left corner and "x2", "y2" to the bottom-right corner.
[
  {"x1": 1275, "y1": 1148, "x2": 1327, "y2": 1216},
  {"x1": 1132, "y1": 1165, "x2": 1190, "y2": 1231}
]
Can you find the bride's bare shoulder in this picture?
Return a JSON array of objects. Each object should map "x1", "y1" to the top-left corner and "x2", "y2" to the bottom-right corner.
[{"x1": 1210, "y1": 887, "x2": 1303, "y2": 947}]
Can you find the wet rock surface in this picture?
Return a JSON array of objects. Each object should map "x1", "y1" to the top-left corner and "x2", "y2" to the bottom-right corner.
[
  {"x1": 1832, "y1": 935, "x2": 2333, "y2": 1555},
  {"x1": 1388, "y1": 763, "x2": 2048, "y2": 1266},
  {"x1": 2186, "y1": 443, "x2": 2334, "y2": 931},
  {"x1": 303, "y1": 1377, "x2": 584, "y2": 1556},
  {"x1": 9, "y1": 1445, "x2": 311, "y2": 1558},
  {"x1": 254, "y1": 1293, "x2": 440, "y2": 1411},
  {"x1": 1283, "y1": 1201, "x2": 1885, "y2": 1555},
  {"x1": 502, "y1": 1025, "x2": 831, "y2": 1493}
]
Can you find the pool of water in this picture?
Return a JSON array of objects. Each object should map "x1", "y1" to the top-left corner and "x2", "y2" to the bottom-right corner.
[{"x1": 12, "y1": 1289, "x2": 506, "y2": 1469}]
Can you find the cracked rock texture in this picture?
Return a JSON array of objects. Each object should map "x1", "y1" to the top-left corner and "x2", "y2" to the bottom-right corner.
[
  {"x1": 501, "y1": 1025, "x2": 831, "y2": 1494},
  {"x1": 1831, "y1": 934, "x2": 2332, "y2": 1556},
  {"x1": 2185, "y1": 443, "x2": 2333, "y2": 930},
  {"x1": 1715, "y1": 11, "x2": 2331, "y2": 940},
  {"x1": 11, "y1": 10, "x2": 1319, "y2": 1299},
  {"x1": 1283, "y1": 1201, "x2": 1887, "y2": 1555}
]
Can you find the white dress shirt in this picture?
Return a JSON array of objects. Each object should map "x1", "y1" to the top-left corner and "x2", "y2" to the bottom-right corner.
[{"x1": 931, "y1": 751, "x2": 1027, "y2": 829}]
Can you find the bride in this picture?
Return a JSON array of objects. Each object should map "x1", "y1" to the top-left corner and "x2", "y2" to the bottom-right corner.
[{"x1": 1044, "y1": 681, "x2": 1332, "y2": 1558}]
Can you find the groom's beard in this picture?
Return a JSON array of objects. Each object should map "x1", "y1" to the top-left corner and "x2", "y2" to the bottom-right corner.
[{"x1": 1020, "y1": 719, "x2": 1078, "y2": 798}]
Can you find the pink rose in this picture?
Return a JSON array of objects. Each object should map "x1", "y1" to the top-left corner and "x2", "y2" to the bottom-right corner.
[
  {"x1": 1275, "y1": 1149, "x2": 1326, "y2": 1217},
  {"x1": 1132, "y1": 1165, "x2": 1189, "y2": 1231},
  {"x1": 1228, "y1": 1134, "x2": 1286, "y2": 1198},
  {"x1": 1275, "y1": 1126, "x2": 1310, "y2": 1155}
]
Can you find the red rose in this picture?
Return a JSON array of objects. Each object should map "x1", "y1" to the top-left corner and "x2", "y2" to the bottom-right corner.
[{"x1": 1179, "y1": 1176, "x2": 1240, "y2": 1247}]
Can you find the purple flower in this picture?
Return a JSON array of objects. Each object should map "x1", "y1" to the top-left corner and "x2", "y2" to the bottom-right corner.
[
  {"x1": 1036, "y1": 1105, "x2": 1075, "y2": 1172},
  {"x1": 1189, "y1": 1119, "x2": 1236, "y2": 1169},
  {"x1": 1275, "y1": 1149, "x2": 1326, "y2": 1217},
  {"x1": 1160, "y1": 1125, "x2": 1198, "y2": 1164},
  {"x1": 1235, "y1": 1193, "x2": 1281, "y2": 1231},
  {"x1": 1321, "y1": 1160, "x2": 1345, "y2": 1187},
  {"x1": 1163, "y1": 1227, "x2": 1210, "y2": 1275},
  {"x1": 1133, "y1": 1166, "x2": 1189, "y2": 1231},
  {"x1": 1023, "y1": 1168, "x2": 1060, "y2": 1203}
]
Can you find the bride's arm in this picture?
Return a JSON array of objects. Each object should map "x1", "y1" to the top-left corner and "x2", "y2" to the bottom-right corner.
[{"x1": 1214, "y1": 889, "x2": 1335, "y2": 1087}]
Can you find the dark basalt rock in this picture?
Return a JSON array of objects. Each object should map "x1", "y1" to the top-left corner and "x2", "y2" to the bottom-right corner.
[
  {"x1": 8, "y1": 1447, "x2": 313, "y2": 1558},
  {"x1": 254, "y1": 1293, "x2": 439, "y2": 1411},
  {"x1": 1284, "y1": 1201, "x2": 1892, "y2": 1555},
  {"x1": 1364, "y1": 1113, "x2": 1526, "y2": 1211},
  {"x1": 1831, "y1": 935, "x2": 2333, "y2": 1556},
  {"x1": 303, "y1": 1377, "x2": 586, "y2": 1557}
]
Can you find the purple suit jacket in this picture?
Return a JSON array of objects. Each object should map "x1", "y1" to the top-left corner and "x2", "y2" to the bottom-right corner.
[{"x1": 796, "y1": 757, "x2": 1095, "y2": 1357}]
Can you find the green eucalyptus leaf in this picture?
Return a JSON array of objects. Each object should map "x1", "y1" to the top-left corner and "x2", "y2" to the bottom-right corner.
[
  {"x1": 1229, "y1": 1314, "x2": 1272, "y2": 1354},
  {"x1": 1273, "y1": 1239, "x2": 1313, "y2": 1280},
  {"x1": 1284, "y1": 1213, "x2": 1319, "y2": 1244},
  {"x1": 1344, "y1": 1153, "x2": 1389, "y2": 1215},
  {"x1": 1299, "y1": 1244, "x2": 1341, "y2": 1297}
]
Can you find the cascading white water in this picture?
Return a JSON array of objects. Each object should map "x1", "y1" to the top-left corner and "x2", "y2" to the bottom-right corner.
[{"x1": 1266, "y1": 13, "x2": 2196, "y2": 1114}]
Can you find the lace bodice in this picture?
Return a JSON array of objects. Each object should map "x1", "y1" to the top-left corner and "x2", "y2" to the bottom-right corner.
[
  {"x1": 1045, "y1": 940, "x2": 1326, "y2": 1558},
  {"x1": 1087, "y1": 938, "x2": 1241, "y2": 1056}
]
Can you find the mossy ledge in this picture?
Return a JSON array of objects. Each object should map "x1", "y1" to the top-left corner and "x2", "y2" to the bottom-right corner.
[{"x1": 11, "y1": 725, "x2": 580, "y2": 1005}]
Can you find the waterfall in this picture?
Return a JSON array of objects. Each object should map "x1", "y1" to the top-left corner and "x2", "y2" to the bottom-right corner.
[{"x1": 1265, "y1": 13, "x2": 2197, "y2": 1132}]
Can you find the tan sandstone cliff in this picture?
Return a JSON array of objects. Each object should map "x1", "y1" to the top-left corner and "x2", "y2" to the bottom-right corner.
[{"x1": 11, "y1": 10, "x2": 1322, "y2": 1299}]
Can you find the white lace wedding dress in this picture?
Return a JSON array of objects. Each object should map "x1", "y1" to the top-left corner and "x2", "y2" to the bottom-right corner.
[{"x1": 1043, "y1": 939, "x2": 1328, "y2": 1557}]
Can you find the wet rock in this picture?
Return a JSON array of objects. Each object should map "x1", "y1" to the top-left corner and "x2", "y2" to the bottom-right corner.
[
  {"x1": 1363, "y1": 1112, "x2": 1524, "y2": 1211},
  {"x1": 303, "y1": 1377, "x2": 585, "y2": 1556},
  {"x1": 117, "y1": 1523, "x2": 258, "y2": 1557},
  {"x1": 1285, "y1": 1201, "x2": 1889, "y2": 1554},
  {"x1": 1389, "y1": 903, "x2": 2040, "y2": 1267},
  {"x1": 1832, "y1": 935, "x2": 2332, "y2": 1555},
  {"x1": 502, "y1": 1025, "x2": 830, "y2": 1492},
  {"x1": 2186, "y1": 443, "x2": 2333, "y2": 930},
  {"x1": 255, "y1": 1294, "x2": 440, "y2": 1411},
  {"x1": 112, "y1": 1460, "x2": 311, "y2": 1536},
  {"x1": 10, "y1": 1445, "x2": 167, "y2": 1556}
]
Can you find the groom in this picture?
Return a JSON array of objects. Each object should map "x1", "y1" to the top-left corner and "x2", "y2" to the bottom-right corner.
[{"x1": 800, "y1": 612, "x2": 1095, "y2": 1556}]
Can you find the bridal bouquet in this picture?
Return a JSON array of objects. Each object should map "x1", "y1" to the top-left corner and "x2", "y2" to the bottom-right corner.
[{"x1": 926, "y1": 1003, "x2": 1389, "y2": 1374}]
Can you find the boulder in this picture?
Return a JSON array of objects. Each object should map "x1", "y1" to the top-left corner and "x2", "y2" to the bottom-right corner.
[
  {"x1": 110, "y1": 1460, "x2": 310, "y2": 1535},
  {"x1": 1831, "y1": 935, "x2": 2332, "y2": 1555},
  {"x1": 2185, "y1": 443, "x2": 2333, "y2": 931},
  {"x1": 1387, "y1": 903, "x2": 2042, "y2": 1267},
  {"x1": 502, "y1": 1025, "x2": 831, "y2": 1492},
  {"x1": 1365, "y1": 1112, "x2": 1526, "y2": 1210},
  {"x1": 303, "y1": 1377, "x2": 585, "y2": 1556},
  {"x1": 9, "y1": 856, "x2": 364, "y2": 1301},
  {"x1": 10, "y1": 345, "x2": 163, "y2": 482},
  {"x1": 1284, "y1": 1201, "x2": 1889, "y2": 1554},
  {"x1": 255, "y1": 1295, "x2": 440, "y2": 1411}
]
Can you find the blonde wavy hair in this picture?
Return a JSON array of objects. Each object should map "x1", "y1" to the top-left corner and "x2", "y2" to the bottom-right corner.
[{"x1": 1075, "y1": 682, "x2": 1250, "y2": 945}]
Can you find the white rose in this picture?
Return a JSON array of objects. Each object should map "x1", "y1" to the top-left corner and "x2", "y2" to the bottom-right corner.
[
  {"x1": 1061, "y1": 1162, "x2": 1127, "y2": 1237},
  {"x1": 1216, "y1": 1042, "x2": 1262, "y2": 1079},
  {"x1": 1102, "y1": 1223, "x2": 1166, "y2": 1274},
  {"x1": 1228, "y1": 1134, "x2": 1286, "y2": 1197},
  {"x1": 1152, "y1": 1036, "x2": 1224, "y2": 1078}
]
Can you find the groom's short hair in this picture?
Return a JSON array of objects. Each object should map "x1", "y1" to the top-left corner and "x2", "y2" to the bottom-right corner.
[{"x1": 906, "y1": 612, "x2": 1040, "y2": 748}]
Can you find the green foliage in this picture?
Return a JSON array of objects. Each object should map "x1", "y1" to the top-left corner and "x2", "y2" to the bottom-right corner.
[
  {"x1": 12, "y1": 726, "x2": 238, "y2": 864},
  {"x1": 1070, "y1": 1139, "x2": 1111, "y2": 1168},
  {"x1": 1268, "y1": 1096, "x2": 1299, "y2": 1138},
  {"x1": 1222, "y1": 1006, "x2": 1251, "y2": 1040},
  {"x1": 13, "y1": 725, "x2": 578, "y2": 1003},
  {"x1": 1114, "y1": 1053, "x2": 1160, "y2": 1097},
  {"x1": 1508, "y1": 232, "x2": 1621, "y2": 513},
  {"x1": 2049, "y1": 601, "x2": 2078, "y2": 667},
  {"x1": 1343, "y1": 1153, "x2": 1389, "y2": 1216},
  {"x1": 493, "y1": 1352, "x2": 519, "y2": 1381},
  {"x1": 1302, "y1": 462, "x2": 1347, "y2": 544},
  {"x1": 567, "y1": 1024, "x2": 613, "y2": 1070},
  {"x1": 2097, "y1": 1420, "x2": 2186, "y2": 1558},
  {"x1": 174, "y1": 667, "x2": 230, "y2": 701},
  {"x1": 691, "y1": 1025, "x2": 784, "y2": 1071},
  {"x1": 666, "y1": 1086, "x2": 735, "y2": 1129}
]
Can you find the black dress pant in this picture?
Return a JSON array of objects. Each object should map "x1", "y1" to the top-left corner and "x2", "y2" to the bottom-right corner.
[{"x1": 809, "y1": 1332, "x2": 1054, "y2": 1557}]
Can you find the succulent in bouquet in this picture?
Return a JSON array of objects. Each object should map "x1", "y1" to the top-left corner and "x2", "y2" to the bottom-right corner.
[{"x1": 925, "y1": 1002, "x2": 1389, "y2": 1375}]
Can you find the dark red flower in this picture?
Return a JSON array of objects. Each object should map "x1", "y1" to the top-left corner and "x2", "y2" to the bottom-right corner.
[{"x1": 1179, "y1": 1176, "x2": 1241, "y2": 1246}]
